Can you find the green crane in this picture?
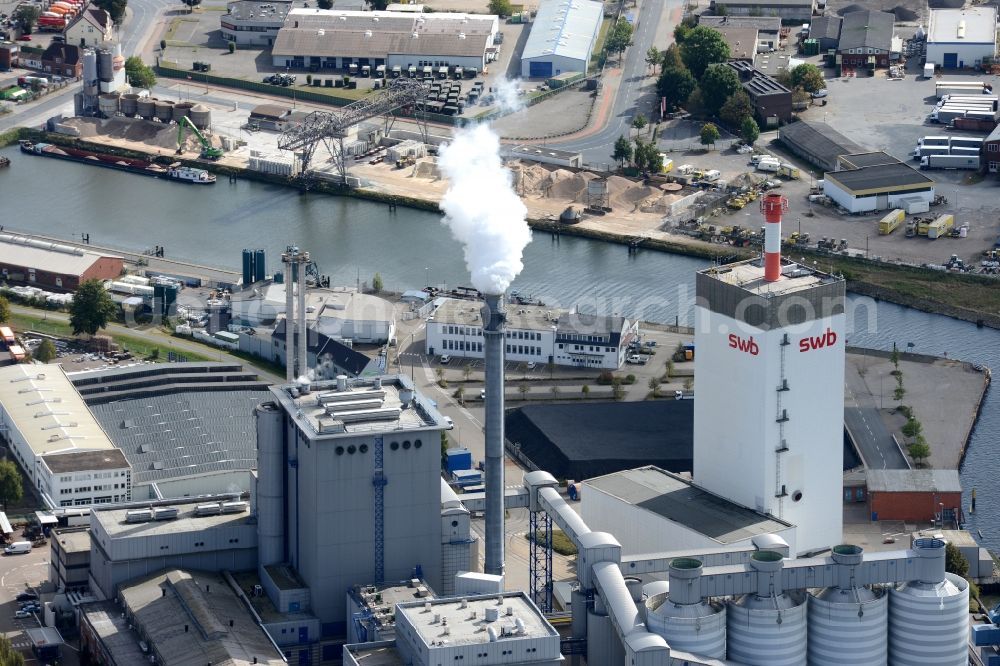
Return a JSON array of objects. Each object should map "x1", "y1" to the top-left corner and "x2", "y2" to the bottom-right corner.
[{"x1": 176, "y1": 115, "x2": 223, "y2": 160}]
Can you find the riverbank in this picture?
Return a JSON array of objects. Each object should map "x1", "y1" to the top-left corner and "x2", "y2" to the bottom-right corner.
[{"x1": 4, "y1": 126, "x2": 1000, "y2": 329}]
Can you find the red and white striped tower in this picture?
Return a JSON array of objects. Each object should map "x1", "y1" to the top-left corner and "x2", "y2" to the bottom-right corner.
[{"x1": 761, "y1": 192, "x2": 789, "y2": 282}]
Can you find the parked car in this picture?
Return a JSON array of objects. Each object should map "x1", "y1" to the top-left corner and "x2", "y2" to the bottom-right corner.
[
  {"x1": 479, "y1": 389, "x2": 486, "y2": 399},
  {"x1": 14, "y1": 610, "x2": 31, "y2": 619},
  {"x1": 811, "y1": 89, "x2": 828, "y2": 98},
  {"x1": 444, "y1": 416, "x2": 454, "y2": 430},
  {"x1": 626, "y1": 354, "x2": 646, "y2": 365},
  {"x1": 17, "y1": 34, "x2": 30, "y2": 41},
  {"x1": 526, "y1": 361, "x2": 536, "y2": 370},
  {"x1": 15, "y1": 592, "x2": 38, "y2": 602},
  {"x1": 440, "y1": 354, "x2": 451, "y2": 364},
  {"x1": 4, "y1": 541, "x2": 31, "y2": 555}
]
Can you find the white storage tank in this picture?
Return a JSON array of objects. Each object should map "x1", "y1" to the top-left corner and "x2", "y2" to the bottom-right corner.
[
  {"x1": 889, "y1": 539, "x2": 968, "y2": 666},
  {"x1": 808, "y1": 545, "x2": 887, "y2": 665},
  {"x1": 727, "y1": 551, "x2": 807, "y2": 666},
  {"x1": 646, "y1": 558, "x2": 726, "y2": 659}
]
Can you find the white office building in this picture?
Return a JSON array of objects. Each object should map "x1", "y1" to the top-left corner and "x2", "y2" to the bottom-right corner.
[
  {"x1": 220, "y1": 0, "x2": 293, "y2": 47},
  {"x1": 926, "y1": 7, "x2": 998, "y2": 69},
  {"x1": 520, "y1": 0, "x2": 604, "y2": 78}
]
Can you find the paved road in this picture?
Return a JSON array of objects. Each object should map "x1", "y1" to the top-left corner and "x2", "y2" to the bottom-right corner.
[{"x1": 844, "y1": 373, "x2": 909, "y2": 470}]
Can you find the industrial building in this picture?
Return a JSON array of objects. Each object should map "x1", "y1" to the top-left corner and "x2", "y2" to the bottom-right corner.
[
  {"x1": 777, "y1": 120, "x2": 865, "y2": 171},
  {"x1": 836, "y1": 150, "x2": 899, "y2": 170},
  {"x1": 985, "y1": 123, "x2": 1000, "y2": 175},
  {"x1": 0, "y1": 234, "x2": 123, "y2": 291},
  {"x1": 425, "y1": 298, "x2": 639, "y2": 369},
  {"x1": 272, "y1": 9, "x2": 500, "y2": 72},
  {"x1": 519, "y1": 0, "x2": 604, "y2": 78},
  {"x1": 927, "y1": 7, "x2": 998, "y2": 70},
  {"x1": 715, "y1": 26, "x2": 760, "y2": 62},
  {"x1": 708, "y1": 0, "x2": 814, "y2": 21},
  {"x1": 836, "y1": 10, "x2": 895, "y2": 69},
  {"x1": 65, "y1": 6, "x2": 114, "y2": 48},
  {"x1": 505, "y1": 144, "x2": 583, "y2": 168},
  {"x1": 808, "y1": 15, "x2": 842, "y2": 51},
  {"x1": 823, "y1": 159, "x2": 936, "y2": 213},
  {"x1": 263, "y1": 318, "x2": 379, "y2": 377},
  {"x1": 220, "y1": 0, "x2": 293, "y2": 46},
  {"x1": 867, "y1": 469, "x2": 963, "y2": 522},
  {"x1": 698, "y1": 16, "x2": 781, "y2": 51},
  {"x1": 726, "y1": 60, "x2": 792, "y2": 125},
  {"x1": 41, "y1": 42, "x2": 83, "y2": 78},
  {"x1": 49, "y1": 526, "x2": 92, "y2": 593}
]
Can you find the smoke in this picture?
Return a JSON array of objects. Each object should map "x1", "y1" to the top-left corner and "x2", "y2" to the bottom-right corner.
[
  {"x1": 438, "y1": 124, "x2": 531, "y2": 295},
  {"x1": 494, "y1": 78, "x2": 525, "y2": 114}
]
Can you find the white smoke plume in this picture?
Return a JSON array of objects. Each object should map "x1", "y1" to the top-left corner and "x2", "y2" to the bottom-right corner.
[
  {"x1": 494, "y1": 77, "x2": 525, "y2": 114},
  {"x1": 438, "y1": 124, "x2": 531, "y2": 295}
]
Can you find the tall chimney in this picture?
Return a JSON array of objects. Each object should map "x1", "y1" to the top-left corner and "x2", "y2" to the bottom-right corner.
[
  {"x1": 284, "y1": 255, "x2": 295, "y2": 383},
  {"x1": 297, "y1": 264, "x2": 308, "y2": 378},
  {"x1": 761, "y1": 193, "x2": 788, "y2": 282},
  {"x1": 481, "y1": 293, "x2": 506, "y2": 577}
]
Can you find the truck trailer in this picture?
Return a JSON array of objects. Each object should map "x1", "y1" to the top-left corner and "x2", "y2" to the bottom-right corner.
[
  {"x1": 878, "y1": 209, "x2": 905, "y2": 235},
  {"x1": 936, "y1": 81, "x2": 993, "y2": 99},
  {"x1": 920, "y1": 154, "x2": 980, "y2": 170},
  {"x1": 927, "y1": 214, "x2": 955, "y2": 239}
]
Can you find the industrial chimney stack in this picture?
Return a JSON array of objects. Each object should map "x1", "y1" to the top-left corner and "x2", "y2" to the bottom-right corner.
[
  {"x1": 761, "y1": 193, "x2": 788, "y2": 282},
  {"x1": 481, "y1": 293, "x2": 507, "y2": 577},
  {"x1": 281, "y1": 246, "x2": 311, "y2": 380}
]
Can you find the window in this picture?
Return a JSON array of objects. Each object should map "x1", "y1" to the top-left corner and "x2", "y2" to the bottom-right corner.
[{"x1": 989, "y1": 144, "x2": 1000, "y2": 153}]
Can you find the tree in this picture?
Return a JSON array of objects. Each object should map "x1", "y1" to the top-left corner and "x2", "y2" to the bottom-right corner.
[
  {"x1": 69, "y1": 279, "x2": 117, "y2": 336},
  {"x1": 0, "y1": 460, "x2": 22, "y2": 512},
  {"x1": 789, "y1": 63, "x2": 825, "y2": 93},
  {"x1": 632, "y1": 113, "x2": 648, "y2": 134},
  {"x1": 581, "y1": 384, "x2": 590, "y2": 397},
  {"x1": 893, "y1": 385, "x2": 906, "y2": 403},
  {"x1": 944, "y1": 541, "x2": 969, "y2": 578},
  {"x1": 909, "y1": 435, "x2": 931, "y2": 466},
  {"x1": 181, "y1": 0, "x2": 201, "y2": 9},
  {"x1": 0, "y1": 635, "x2": 24, "y2": 666},
  {"x1": 645, "y1": 46, "x2": 662, "y2": 74},
  {"x1": 901, "y1": 417, "x2": 923, "y2": 439},
  {"x1": 228, "y1": 40, "x2": 236, "y2": 54},
  {"x1": 633, "y1": 138, "x2": 659, "y2": 171},
  {"x1": 317, "y1": 0, "x2": 333, "y2": 7},
  {"x1": 605, "y1": 18, "x2": 634, "y2": 63},
  {"x1": 372, "y1": 272, "x2": 384, "y2": 293},
  {"x1": 700, "y1": 63, "x2": 741, "y2": 115},
  {"x1": 680, "y1": 26, "x2": 731, "y2": 79},
  {"x1": 700, "y1": 123, "x2": 720, "y2": 148},
  {"x1": 648, "y1": 376, "x2": 661, "y2": 397},
  {"x1": 369, "y1": 0, "x2": 390, "y2": 8},
  {"x1": 93, "y1": 0, "x2": 127, "y2": 24},
  {"x1": 14, "y1": 5, "x2": 40, "y2": 33},
  {"x1": 791, "y1": 88, "x2": 811, "y2": 107},
  {"x1": 657, "y1": 66, "x2": 697, "y2": 111},
  {"x1": 462, "y1": 364, "x2": 472, "y2": 381},
  {"x1": 124, "y1": 56, "x2": 156, "y2": 89},
  {"x1": 0, "y1": 295, "x2": 9, "y2": 323},
  {"x1": 684, "y1": 87, "x2": 705, "y2": 116},
  {"x1": 740, "y1": 116, "x2": 760, "y2": 145},
  {"x1": 488, "y1": 0, "x2": 514, "y2": 16},
  {"x1": 35, "y1": 339, "x2": 57, "y2": 363},
  {"x1": 661, "y1": 44, "x2": 683, "y2": 70},
  {"x1": 612, "y1": 135, "x2": 633, "y2": 168},
  {"x1": 719, "y1": 90, "x2": 752, "y2": 129},
  {"x1": 673, "y1": 22, "x2": 693, "y2": 45},
  {"x1": 518, "y1": 383, "x2": 529, "y2": 399},
  {"x1": 160, "y1": 39, "x2": 167, "y2": 50}
]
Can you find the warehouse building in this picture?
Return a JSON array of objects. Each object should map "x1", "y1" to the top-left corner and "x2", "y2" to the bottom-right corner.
[
  {"x1": 926, "y1": 7, "x2": 998, "y2": 70},
  {"x1": 984, "y1": 123, "x2": 1000, "y2": 175},
  {"x1": 272, "y1": 9, "x2": 500, "y2": 72},
  {"x1": 868, "y1": 469, "x2": 963, "y2": 523},
  {"x1": 220, "y1": 0, "x2": 293, "y2": 47},
  {"x1": 49, "y1": 526, "x2": 92, "y2": 593},
  {"x1": 519, "y1": 0, "x2": 604, "y2": 78},
  {"x1": 836, "y1": 150, "x2": 899, "y2": 170},
  {"x1": 808, "y1": 15, "x2": 842, "y2": 51},
  {"x1": 0, "y1": 234, "x2": 122, "y2": 292},
  {"x1": 823, "y1": 159, "x2": 935, "y2": 213},
  {"x1": 836, "y1": 9, "x2": 895, "y2": 69},
  {"x1": 708, "y1": 0, "x2": 814, "y2": 22},
  {"x1": 698, "y1": 16, "x2": 781, "y2": 51},
  {"x1": 726, "y1": 60, "x2": 792, "y2": 125},
  {"x1": 777, "y1": 119, "x2": 865, "y2": 171}
]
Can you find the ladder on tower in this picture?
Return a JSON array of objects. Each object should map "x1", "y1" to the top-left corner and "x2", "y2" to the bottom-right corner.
[
  {"x1": 774, "y1": 334, "x2": 791, "y2": 514},
  {"x1": 373, "y1": 436, "x2": 387, "y2": 583}
]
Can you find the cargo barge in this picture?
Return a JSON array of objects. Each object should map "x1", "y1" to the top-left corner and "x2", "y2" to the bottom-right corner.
[{"x1": 18, "y1": 140, "x2": 215, "y2": 184}]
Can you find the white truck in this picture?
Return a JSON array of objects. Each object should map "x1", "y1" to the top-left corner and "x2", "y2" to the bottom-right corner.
[
  {"x1": 757, "y1": 157, "x2": 780, "y2": 172},
  {"x1": 920, "y1": 154, "x2": 980, "y2": 170}
]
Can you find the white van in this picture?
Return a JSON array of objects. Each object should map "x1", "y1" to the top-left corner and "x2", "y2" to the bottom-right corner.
[{"x1": 4, "y1": 542, "x2": 31, "y2": 555}]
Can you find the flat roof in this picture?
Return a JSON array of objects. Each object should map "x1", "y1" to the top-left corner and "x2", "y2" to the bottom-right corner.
[
  {"x1": 432, "y1": 297, "x2": 629, "y2": 338},
  {"x1": 42, "y1": 448, "x2": 129, "y2": 473},
  {"x1": 0, "y1": 233, "x2": 119, "y2": 277},
  {"x1": 867, "y1": 469, "x2": 962, "y2": 493},
  {"x1": 346, "y1": 644, "x2": 403, "y2": 666},
  {"x1": 698, "y1": 257, "x2": 837, "y2": 297},
  {"x1": 26, "y1": 626, "x2": 63, "y2": 648},
  {"x1": 0, "y1": 364, "x2": 116, "y2": 458},
  {"x1": 81, "y1": 601, "x2": 149, "y2": 665},
  {"x1": 698, "y1": 15, "x2": 781, "y2": 33},
  {"x1": 928, "y1": 7, "x2": 997, "y2": 45},
  {"x1": 825, "y1": 161, "x2": 935, "y2": 194},
  {"x1": 52, "y1": 527, "x2": 91, "y2": 554},
  {"x1": 778, "y1": 120, "x2": 865, "y2": 165},
  {"x1": 837, "y1": 151, "x2": 899, "y2": 169},
  {"x1": 226, "y1": 0, "x2": 292, "y2": 22},
  {"x1": 397, "y1": 592, "x2": 557, "y2": 647},
  {"x1": 585, "y1": 466, "x2": 792, "y2": 544},
  {"x1": 715, "y1": 27, "x2": 759, "y2": 60},
  {"x1": 522, "y1": 0, "x2": 604, "y2": 63},
  {"x1": 510, "y1": 144, "x2": 582, "y2": 161},
  {"x1": 231, "y1": 570, "x2": 316, "y2": 623},
  {"x1": 92, "y1": 498, "x2": 250, "y2": 539}
]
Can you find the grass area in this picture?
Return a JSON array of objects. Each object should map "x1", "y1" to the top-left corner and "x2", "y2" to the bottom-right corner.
[
  {"x1": 589, "y1": 17, "x2": 613, "y2": 70},
  {"x1": 115, "y1": 333, "x2": 214, "y2": 362},
  {"x1": 9, "y1": 312, "x2": 73, "y2": 337},
  {"x1": 526, "y1": 529, "x2": 578, "y2": 556}
]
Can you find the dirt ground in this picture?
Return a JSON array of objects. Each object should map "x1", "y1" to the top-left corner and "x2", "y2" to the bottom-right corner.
[{"x1": 824, "y1": 0, "x2": 927, "y2": 25}]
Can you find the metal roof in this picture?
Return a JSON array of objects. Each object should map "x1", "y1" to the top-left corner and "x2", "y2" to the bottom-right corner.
[
  {"x1": 397, "y1": 592, "x2": 557, "y2": 647},
  {"x1": 698, "y1": 15, "x2": 781, "y2": 34},
  {"x1": 0, "y1": 234, "x2": 120, "y2": 278},
  {"x1": 825, "y1": 161, "x2": 934, "y2": 193},
  {"x1": 93, "y1": 499, "x2": 250, "y2": 538},
  {"x1": 808, "y1": 15, "x2": 842, "y2": 41},
  {"x1": 778, "y1": 120, "x2": 865, "y2": 165},
  {"x1": 80, "y1": 601, "x2": 149, "y2": 666},
  {"x1": 585, "y1": 466, "x2": 791, "y2": 544},
  {"x1": 432, "y1": 297, "x2": 629, "y2": 339},
  {"x1": 521, "y1": 0, "x2": 604, "y2": 64},
  {"x1": 838, "y1": 10, "x2": 894, "y2": 52},
  {"x1": 928, "y1": 7, "x2": 997, "y2": 45},
  {"x1": 867, "y1": 469, "x2": 962, "y2": 493},
  {"x1": 837, "y1": 151, "x2": 899, "y2": 169}
]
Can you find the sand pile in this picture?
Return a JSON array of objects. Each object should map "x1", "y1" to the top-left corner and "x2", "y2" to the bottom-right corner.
[
  {"x1": 64, "y1": 116, "x2": 192, "y2": 151},
  {"x1": 412, "y1": 158, "x2": 441, "y2": 180}
]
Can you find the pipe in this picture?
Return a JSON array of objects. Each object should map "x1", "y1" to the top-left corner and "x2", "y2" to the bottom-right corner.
[
  {"x1": 284, "y1": 257, "x2": 295, "y2": 383},
  {"x1": 761, "y1": 192, "x2": 788, "y2": 282},
  {"x1": 481, "y1": 293, "x2": 506, "y2": 577},
  {"x1": 538, "y1": 486, "x2": 591, "y2": 549},
  {"x1": 297, "y1": 261, "x2": 307, "y2": 378}
]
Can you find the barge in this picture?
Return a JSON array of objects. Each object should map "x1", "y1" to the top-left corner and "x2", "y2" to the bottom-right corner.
[{"x1": 18, "y1": 140, "x2": 215, "y2": 184}]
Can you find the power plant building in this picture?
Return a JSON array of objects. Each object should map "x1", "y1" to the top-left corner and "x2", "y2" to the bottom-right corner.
[
  {"x1": 0, "y1": 234, "x2": 123, "y2": 292},
  {"x1": 519, "y1": 0, "x2": 604, "y2": 78}
]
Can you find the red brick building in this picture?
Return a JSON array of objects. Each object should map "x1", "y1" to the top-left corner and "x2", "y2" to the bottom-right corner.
[
  {"x1": 0, "y1": 235, "x2": 122, "y2": 292},
  {"x1": 836, "y1": 10, "x2": 895, "y2": 70},
  {"x1": 867, "y1": 469, "x2": 962, "y2": 523},
  {"x1": 41, "y1": 42, "x2": 82, "y2": 78}
]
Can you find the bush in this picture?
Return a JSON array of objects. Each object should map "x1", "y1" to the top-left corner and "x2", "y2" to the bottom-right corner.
[
  {"x1": 597, "y1": 371, "x2": 615, "y2": 385},
  {"x1": 228, "y1": 41, "x2": 236, "y2": 54},
  {"x1": 624, "y1": 374, "x2": 637, "y2": 385},
  {"x1": 526, "y1": 529, "x2": 577, "y2": 556}
]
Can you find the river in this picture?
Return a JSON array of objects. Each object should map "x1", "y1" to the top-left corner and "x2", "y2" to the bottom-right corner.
[{"x1": 2, "y1": 145, "x2": 998, "y2": 551}]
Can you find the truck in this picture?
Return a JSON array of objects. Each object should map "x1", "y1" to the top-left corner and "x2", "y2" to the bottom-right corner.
[
  {"x1": 936, "y1": 80, "x2": 992, "y2": 99},
  {"x1": 0, "y1": 326, "x2": 14, "y2": 345},
  {"x1": 939, "y1": 95, "x2": 998, "y2": 110},
  {"x1": 931, "y1": 104, "x2": 996, "y2": 124},
  {"x1": 920, "y1": 154, "x2": 980, "y2": 170},
  {"x1": 878, "y1": 209, "x2": 905, "y2": 235},
  {"x1": 912, "y1": 145, "x2": 950, "y2": 159},
  {"x1": 927, "y1": 214, "x2": 955, "y2": 239},
  {"x1": 757, "y1": 157, "x2": 780, "y2": 172},
  {"x1": 777, "y1": 163, "x2": 801, "y2": 179}
]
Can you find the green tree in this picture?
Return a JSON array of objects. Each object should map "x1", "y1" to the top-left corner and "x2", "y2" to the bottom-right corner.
[
  {"x1": 69, "y1": 279, "x2": 118, "y2": 336},
  {"x1": 891, "y1": 344, "x2": 900, "y2": 369},
  {"x1": 372, "y1": 272, "x2": 384, "y2": 293},
  {"x1": 612, "y1": 134, "x2": 633, "y2": 168},
  {"x1": 181, "y1": 0, "x2": 202, "y2": 9},
  {"x1": 660, "y1": 44, "x2": 683, "y2": 70},
  {"x1": 944, "y1": 541, "x2": 969, "y2": 577},
  {"x1": 700, "y1": 123, "x2": 720, "y2": 148},
  {"x1": 648, "y1": 376, "x2": 661, "y2": 397},
  {"x1": 633, "y1": 138, "x2": 659, "y2": 171},
  {"x1": 228, "y1": 40, "x2": 236, "y2": 54},
  {"x1": 0, "y1": 295, "x2": 10, "y2": 323},
  {"x1": 632, "y1": 113, "x2": 648, "y2": 134},
  {"x1": 789, "y1": 63, "x2": 825, "y2": 93},
  {"x1": 657, "y1": 65, "x2": 697, "y2": 111},
  {"x1": 581, "y1": 384, "x2": 590, "y2": 397},
  {"x1": 791, "y1": 88, "x2": 811, "y2": 107},
  {"x1": 740, "y1": 116, "x2": 760, "y2": 145},
  {"x1": 680, "y1": 26, "x2": 731, "y2": 79},
  {"x1": 700, "y1": 63, "x2": 741, "y2": 115},
  {"x1": 645, "y1": 46, "x2": 662, "y2": 74},
  {"x1": 93, "y1": 0, "x2": 127, "y2": 24},
  {"x1": 719, "y1": 90, "x2": 752, "y2": 128},
  {"x1": 34, "y1": 339, "x2": 57, "y2": 363},
  {"x1": 901, "y1": 417, "x2": 923, "y2": 439},
  {"x1": 684, "y1": 87, "x2": 705, "y2": 116},
  {"x1": 605, "y1": 18, "x2": 634, "y2": 63},
  {"x1": 909, "y1": 435, "x2": 930, "y2": 466},
  {"x1": 317, "y1": 0, "x2": 333, "y2": 7},
  {"x1": 673, "y1": 21, "x2": 693, "y2": 45},
  {"x1": 488, "y1": 0, "x2": 514, "y2": 16},
  {"x1": 893, "y1": 385, "x2": 906, "y2": 403},
  {"x1": 160, "y1": 38, "x2": 167, "y2": 50},
  {"x1": 14, "y1": 5, "x2": 40, "y2": 33},
  {"x1": 124, "y1": 56, "x2": 156, "y2": 89},
  {"x1": 0, "y1": 460, "x2": 22, "y2": 512},
  {"x1": 0, "y1": 634, "x2": 24, "y2": 666}
]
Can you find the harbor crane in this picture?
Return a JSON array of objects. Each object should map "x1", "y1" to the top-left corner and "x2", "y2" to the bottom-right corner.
[{"x1": 277, "y1": 78, "x2": 431, "y2": 184}]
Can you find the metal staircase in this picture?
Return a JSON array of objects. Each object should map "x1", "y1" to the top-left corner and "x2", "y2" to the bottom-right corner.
[
  {"x1": 373, "y1": 436, "x2": 387, "y2": 583},
  {"x1": 774, "y1": 334, "x2": 791, "y2": 515}
]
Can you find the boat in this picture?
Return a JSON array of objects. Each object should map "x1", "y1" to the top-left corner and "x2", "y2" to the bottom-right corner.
[
  {"x1": 18, "y1": 140, "x2": 215, "y2": 184},
  {"x1": 0, "y1": 155, "x2": 10, "y2": 168}
]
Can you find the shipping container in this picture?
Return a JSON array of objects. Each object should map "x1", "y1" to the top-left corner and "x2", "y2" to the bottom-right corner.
[
  {"x1": 445, "y1": 447, "x2": 473, "y2": 473},
  {"x1": 927, "y1": 214, "x2": 955, "y2": 239},
  {"x1": 878, "y1": 209, "x2": 904, "y2": 235},
  {"x1": 936, "y1": 80, "x2": 991, "y2": 99},
  {"x1": 0, "y1": 326, "x2": 14, "y2": 345}
]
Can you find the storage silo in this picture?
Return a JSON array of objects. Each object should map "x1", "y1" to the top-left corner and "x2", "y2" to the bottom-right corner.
[
  {"x1": 189, "y1": 104, "x2": 212, "y2": 130},
  {"x1": 172, "y1": 101, "x2": 194, "y2": 123},
  {"x1": 136, "y1": 97, "x2": 156, "y2": 120},
  {"x1": 154, "y1": 100, "x2": 175, "y2": 122},
  {"x1": 98, "y1": 93, "x2": 119, "y2": 118},
  {"x1": 82, "y1": 49, "x2": 97, "y2": 84},
  {"x1": 120, "y1": 93, "x2": 139, "y2": 117},
  {"x1": 889, "y1": 539, "x2": 968, "y2": 666},
  {"x1": 727, "y1": 551, "x2": 807, "y2": 666},
  {"x1": 253, "y1": 249, "x2": 267, "y2": 283},
  {"x1": 808, "y1": 545, "x2": 888, "y2": 666},
  {"x1": 242, "y1": 249, "x2": 254, "y2": 286},
  {"x1": 97, "y1": 49, "x2": 113, "y2": 82},
  {"x1": 645, "y1": 558, "x2": 726, "y2": 659}
]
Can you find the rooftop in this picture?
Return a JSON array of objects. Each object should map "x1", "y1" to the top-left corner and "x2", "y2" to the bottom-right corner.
[
  {"x1": 398, "y1": 592, "x2": 557, "y2": 648},
  {"x1": 92, "y1": 497, "x2": 250, "y2": 539},
  {"x1": 119, "y1": 569, "x2": 285, "y2": 666},
  {"x1": 52, "y1": 527, "x2": 91, "y2": 554},
  {"x1": 0, "y1": 364, "x2": 116, "y2": 458},
  {"x1": 867, "y1": 468, "x2": 962, "y2": 493},
  {"x1": 350, "y1": 579, "x2": 434, "y2": 634},
  {"x1": 837, "y1": 151, "x2": 899, "y2": 169},
  {"x1": 522, "y1": 0, "x2": 604, "y2": 63},
  {"x1": 585, "y1": 466, "x2": 792, "y2": 545},
  {"x1": 714, "y1": 0, "x2": 812, "y2": 7},
  {"x1": 698, "y1": 15, "x2": 781, "y2": 33},
  {"x1": 743, "y1": 71, "x2": 790, "y2": 97},
  {"x1": 432, "y1": 297, "x2": 629, "y2": 339},
  {"x1": 41, "y1": 448, "x2": 129, "y2": 474},
  {"x1": 698, "y1": 257, "x2": 839, "y2": 297},
  {"x1": 81, "y1": 601, "x2": 148, "y2": 665},
  {"x1": 838, "y1": 10, "x2": 894, "y2": 52},
  {"x1": 0, "y1": 233, "x2": 120, "y2": 277},
  {"x1": 271, "y1": 319, "x2": 374, "y2": 376},
  {"x1": 778, "y1": 120, "x2": 866, "y2": 165},
  {"x1": 715, "y1": 27, "x2": 759, "y2": 60},
  {"x1": 249, "y1": 103, "x2": 291, "y2": 119},
  {"x1": 809, "y1": 15, "x2": 842, "y2": 41},
  {"x1": 226, "y1": 0, "x2": 293, "y2": 22},
  {"x1": 231, "y1": 570, "x2": 315, "y2": 623},
  {"x1": 68, "y1": 6, "x2": 112, "y2": 32},
  {"x1": 825, "y1": 161, "x2": 935, "y2": 193},
  {"x1": 928, "y1": 7, "x2": 997, "y2": 45}
]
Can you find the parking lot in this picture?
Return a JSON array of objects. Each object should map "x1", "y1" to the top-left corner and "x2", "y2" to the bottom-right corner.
[{"x1": 0, "y1": 544, "x2": 58, "y2": 663}]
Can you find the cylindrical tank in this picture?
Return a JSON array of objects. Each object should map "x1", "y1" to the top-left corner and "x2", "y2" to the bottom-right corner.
[
  {"x1": 119, "y1": 93, "x2": 139, "y2": 117},
  {"x1": 136, "y1": 97, "x2": 156, "y2": 120},
  {"x1": 154, "y1": 100, "x2": 175, "y2": 122},
  {"x1": 646, "y1": 559, "x2": 727, "y2": 659},
  {"x1": 97, "y1": 49, "x2": 113, "y2": 82},
  {"x1": 889, "y1": 539, "x2": 968, "y2": 666},
  {"x1": 172, "y1": 101, "x2": 194, "y2": 122},
  {"x1": 189, "y1": 104, "x2": 212, "y2": 130},
  {"x1": 727, "y1": 551, "x2": 807, "y2": 666},
  {"x1": 98, "y1": 93, "x2": 119, "y2": 118},
  {"x1": 255, "y1": 401, "x2": 286, "y2": 566},
  {"x1": 586, "y1": 608, "x2": 613, "y2": 666},
  {"x1": 624, "y1": 577, "x2": 642, "y2": 602}
]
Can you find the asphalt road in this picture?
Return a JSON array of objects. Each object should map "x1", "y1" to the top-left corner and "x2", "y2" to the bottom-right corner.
[{"x1": 844, "y1": 384, "x2": 909, "y2": 470}]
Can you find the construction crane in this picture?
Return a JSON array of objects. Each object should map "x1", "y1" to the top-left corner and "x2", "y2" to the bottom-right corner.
[
  {"x1": 277, "y1": 78, "x2": 431, "y2": 183},
  {"x1": 177, "y1": 116, "x2": 223, "y2": 160}
]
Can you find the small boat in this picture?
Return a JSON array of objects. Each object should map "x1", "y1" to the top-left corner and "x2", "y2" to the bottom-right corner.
[
  {"x1": 168, "y1": 165, "x2": 216, "y2": 184},
  {"x1": 0, "y1": 155, "x2": 10, "y2": 168}
]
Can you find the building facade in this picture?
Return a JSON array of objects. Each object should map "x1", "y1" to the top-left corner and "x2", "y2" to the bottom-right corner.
[
  {"x1": 41, "y1": 42, "x2": 82, "y2": 77},
  {"x1": 709, "y1": 0, "x2": 814, "y2": 21},
  {"x1": 984, "y1": 124, "x2": 1000, "y2": 175},
  {"x1": 927, "y1": 7, "x2": 998, "y2": 69},
  {"x1": 39, "y1": 450, "x2": 132, "y2": 507},
  {"x1": 823, "y1": 161, "x2": 935, "y2": 213},
  {"x1": 220, "y1": 0, "x2": 292, "y2": 46},
  {"x1": 868, "y1": 470, "x2": 963, "y2": 522},
  {"x1": 836, "y1": 10, "x2": 894, "y2": 69},
  {"x1": 49, "y1": 526, "x2": 91, "y2": 593},
  {"x1": 0, "y1": 234, "x2": 122, "y2": 292},
  {"x1": 65, "y1": 7, "x2": 114, "y2": 48},
  {"x1": 727, "y1": 60, "x2": 792, "y2": 125},
  {"x1": 520, "y1": 0, "x2": 603, "y2": 78}
]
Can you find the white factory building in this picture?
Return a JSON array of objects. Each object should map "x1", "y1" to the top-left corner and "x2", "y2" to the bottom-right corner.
[
  {"x1": 926, "y1": 7, "x2": 998, "y2": 70},
  {"x1": 424, "y1": 298, "x2": 639, "y2": 369},
  {"x1": 272, "y1": 9, "x2": 500, "y2": 72},
  {"x1": 520, "y1": 0, "x2": 604, "y2": 78},
  {"x1": 0, "y1": 365, "x2": 133, "y2": 508},
  {"x1": 823, "y1": 158, "x2": 936, "y2": 214},
  {"x1": 220, "y1": 0, "x2": 294, "y2": 47}
]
